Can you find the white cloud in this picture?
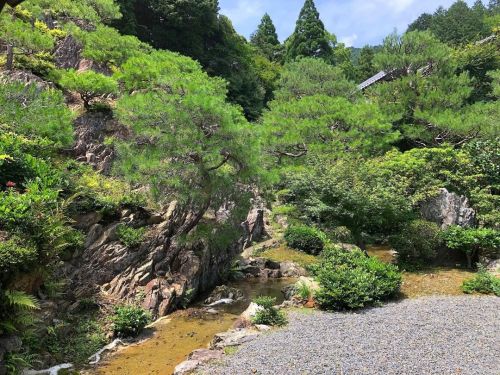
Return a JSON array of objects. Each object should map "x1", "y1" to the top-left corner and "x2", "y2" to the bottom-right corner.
[
  {"x1": 220, "y1": 0, "x2": 264, "y2": 26},
  {"x1": 339, "y1": 33, "x2": 358, "y2": 47}
]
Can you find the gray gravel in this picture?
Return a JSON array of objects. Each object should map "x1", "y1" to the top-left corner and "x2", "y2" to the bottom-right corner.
[{"x1": 199, "y1": 296, "x2": 500, "y2": 375}]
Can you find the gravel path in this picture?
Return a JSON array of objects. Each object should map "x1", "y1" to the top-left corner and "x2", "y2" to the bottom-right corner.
[{"x1": 199, "y1": 296, "x2": 500, "y2": 375}]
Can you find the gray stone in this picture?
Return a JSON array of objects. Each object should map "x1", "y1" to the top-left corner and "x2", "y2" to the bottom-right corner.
[
  {"x1": 84, "y1": 224, "x2": 103, "y2": 250},
  {"x1": 73, "y1": 211, "x2": 102, "y2": 231},
  {"x1": 280, "y1": 261, "x2": 307, "y2": 277},
  {"x1": 210, "y1": 329, "x2": 260, "y2": 350},
  {"x1": 420, "y1": 188, "x2": 475, "y2": 229}
]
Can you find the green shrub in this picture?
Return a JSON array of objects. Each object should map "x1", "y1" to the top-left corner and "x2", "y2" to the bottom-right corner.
[
  {"x1": 442, "y1": 226, "x2": 500, "y2": 268},
  {"x1": 0, "y1": 237, "x2": 37, "y2": 277},
  {"x1": 296, "y1": 281, "x2": 312, "y2": 300},
  {"x1": 252, "y1": 296, "x2": 287, "y2": 327},
  {"x1": 284, "y1": 225, "x2": 326, "y2": 255},
  {"x1": 116, "y1": 224, "x2": 146, "y2": 248},
  {"x1": 462, "y1": 265, "x2": 500, "y2": 296},
  {"x1": 390, "y1": 220, "x2": 442, "y2": 267},
  {"x1": 313, "y1": 246, "x2": 402, "y2": 310},
  {"x1": 111, "y1": 306, "x2": 150, "y2": 337}
]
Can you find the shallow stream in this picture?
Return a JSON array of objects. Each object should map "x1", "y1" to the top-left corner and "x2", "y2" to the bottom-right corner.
[{"x1": 92, "y1": 278, "x2": 295, "y2": 375}]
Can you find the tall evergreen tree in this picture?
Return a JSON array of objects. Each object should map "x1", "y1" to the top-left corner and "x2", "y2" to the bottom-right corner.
[
  {"x1": 286, "y1": 0, "x2": 333, "y2": 62},
  {"x1": 251, "y1": 13, "x2": 282, "y2": 61}
]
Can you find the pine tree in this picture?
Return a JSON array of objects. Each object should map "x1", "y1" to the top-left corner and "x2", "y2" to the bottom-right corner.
[
  {"x1": 250, "y1": 13, "x2": 282, "y2": 61},
  {"x1": 286, "y1": 0, "x2": 333, "y2": 62}
]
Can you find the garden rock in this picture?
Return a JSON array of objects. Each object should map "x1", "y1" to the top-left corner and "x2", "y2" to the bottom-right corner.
[
  {"x1": 280, "y1": 262, "x2": 307, "y2": 277},
  {"x1": 204, "y1": 286, "x2": 244, "y2": 305},
  {"x1": 420, "y1": 188, "x2": 475, "y2": 229},
  {"x1": 210, "y1": 329, "x2": 260, "y2": 350}
]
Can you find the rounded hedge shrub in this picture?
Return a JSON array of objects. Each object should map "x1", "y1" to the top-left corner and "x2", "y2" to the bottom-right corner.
[
  {"x1": 390, "y1": 219, "x2": 442, "y2": 266},
  {"x1": 284, "y1": 225, "x2": 326, "y2": 255},
  {"x1": 313, "y1": 246, "x2": 402, "y2": 310},
  {"x1": 111, "y1": 305, "x2": 150, "y2": 337}
]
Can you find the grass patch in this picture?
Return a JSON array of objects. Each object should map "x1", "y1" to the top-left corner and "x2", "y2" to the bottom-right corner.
[
  {"x1": 223, "y1": 346, "x2": 239, "y2": 355},
  {"x1": 260, "y1": 246, "x2": 318, "y2": 268}
]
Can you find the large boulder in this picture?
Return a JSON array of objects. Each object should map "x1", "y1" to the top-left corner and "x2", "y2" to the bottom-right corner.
[
  {"x1": 420, "y1": 188, "x2": 475, "y2": 229},
  {"x1": 242, "y1": 208, "x2": 268, "y2": 248}
]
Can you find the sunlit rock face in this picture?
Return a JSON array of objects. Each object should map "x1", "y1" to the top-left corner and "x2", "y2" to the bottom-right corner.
[
  {"x1": 67, "y1": 199, "x2": 268, "y2": 318},
  {"x1": 420, "y1": 188, "x2": 476, "y2": 229}
]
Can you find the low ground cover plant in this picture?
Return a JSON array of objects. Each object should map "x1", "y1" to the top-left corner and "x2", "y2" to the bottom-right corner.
[{"x1": 462, "y1": 265, "x2": 500, "y2": 296}]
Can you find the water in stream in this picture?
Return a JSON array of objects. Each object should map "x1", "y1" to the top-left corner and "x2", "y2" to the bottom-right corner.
[{"x1": 92, "y1": 278, "x2": 296, "y2": 375}]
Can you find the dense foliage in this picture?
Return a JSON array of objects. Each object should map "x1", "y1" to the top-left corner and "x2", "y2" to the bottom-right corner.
[
  {"x1": 0, "y1": 0, "x2": 499, "y2": 370},
  {"x1": 284, "y1": 225, "x2": 326, "y2": 255},
  {"x1": 312, "y1": 246, "x2": 402, "y2": 310},
  {"x1": 441, "y1": 226, "x2": 500, "y2": 268},
  {"x1": 111, "y1": 306, "x2": 150, "y2": 337},
  {"x1": 251, "y1": 14, "x2": 282, "y2": 62}
]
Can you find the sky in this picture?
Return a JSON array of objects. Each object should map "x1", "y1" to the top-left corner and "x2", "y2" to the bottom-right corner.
[{"x1": 219, "y1": 0, "x2": 479, "y2": 47}]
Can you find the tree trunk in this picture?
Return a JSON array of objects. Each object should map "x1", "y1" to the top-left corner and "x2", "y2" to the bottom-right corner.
[
  {"x1": 466, "y1": 253, "x2": 472, "y2": 269},
  {"x1": 179, "y1": 196, "x2": 212, "y2": 235},
  {"x1": 6, "y1": 44, "x2": 14, "y2": 70}
]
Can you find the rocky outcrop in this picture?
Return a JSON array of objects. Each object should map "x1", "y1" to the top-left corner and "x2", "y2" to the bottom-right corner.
[
  {"x1": 66, "y1": 197, "x2": 268, "y2": 318},
  {"x1": 53, "y1": 36, "x2": 82, "y2": 69},
  {"x1": 420, "y1": 188, "x2": 475, "y2": 229},
  {"x1": 242, "y1": 208, "x2": 268, "y2": 248},
  {"x1": 0, "y1": 70, "x2": 53, "y2": 89},
  {"x1": 210, "y1": 329, "x2": 260, "y2": 350},
  {"x1": 237, "y1": 257, "x2": 306, "y2": 279},
  {"x1": 73, "y1": 112, "x2": 129, "y2": 174}
]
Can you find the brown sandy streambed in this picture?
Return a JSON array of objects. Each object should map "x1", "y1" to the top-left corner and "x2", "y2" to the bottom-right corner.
[{"x1": 91, "y1": 278, "x2": 295, "y2": 375}]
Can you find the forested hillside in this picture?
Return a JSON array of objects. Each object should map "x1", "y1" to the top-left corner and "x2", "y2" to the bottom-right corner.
[{"x1": 0, "y1": 0, "x2": 498, "y2": 373}]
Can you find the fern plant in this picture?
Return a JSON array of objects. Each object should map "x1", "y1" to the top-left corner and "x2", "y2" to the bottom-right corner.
[{"x1": 0, "y1": 290, "x2": 39, "y2": 335}]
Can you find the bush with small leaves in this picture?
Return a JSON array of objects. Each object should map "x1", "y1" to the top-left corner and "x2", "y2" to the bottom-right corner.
[
  {"x1": 252, "y1": 296, "x2": 287, "y2": 327},
  {"x1": 111, "y1": 306, "x2": 150, "y2": 337},
  {"x1": 0, "y1": 237, "x2": 37, "y2": 278},
  {"x1": 313, "y1": 246, "x2": 402, "y2": 310},
  {"x1": 116, "y1": 224, "x2": 146, "y2": 248},
  {"x1": 462, "y1": 265, "x2": 500, "y2": 296},
  {"x1": 284, "y1": 225, "x2": 326, "y2": 255}
]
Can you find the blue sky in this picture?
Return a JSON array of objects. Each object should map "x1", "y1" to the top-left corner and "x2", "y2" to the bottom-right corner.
[{"x1": 219, "y1": 0, "x2": 478, "y2": 47}]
